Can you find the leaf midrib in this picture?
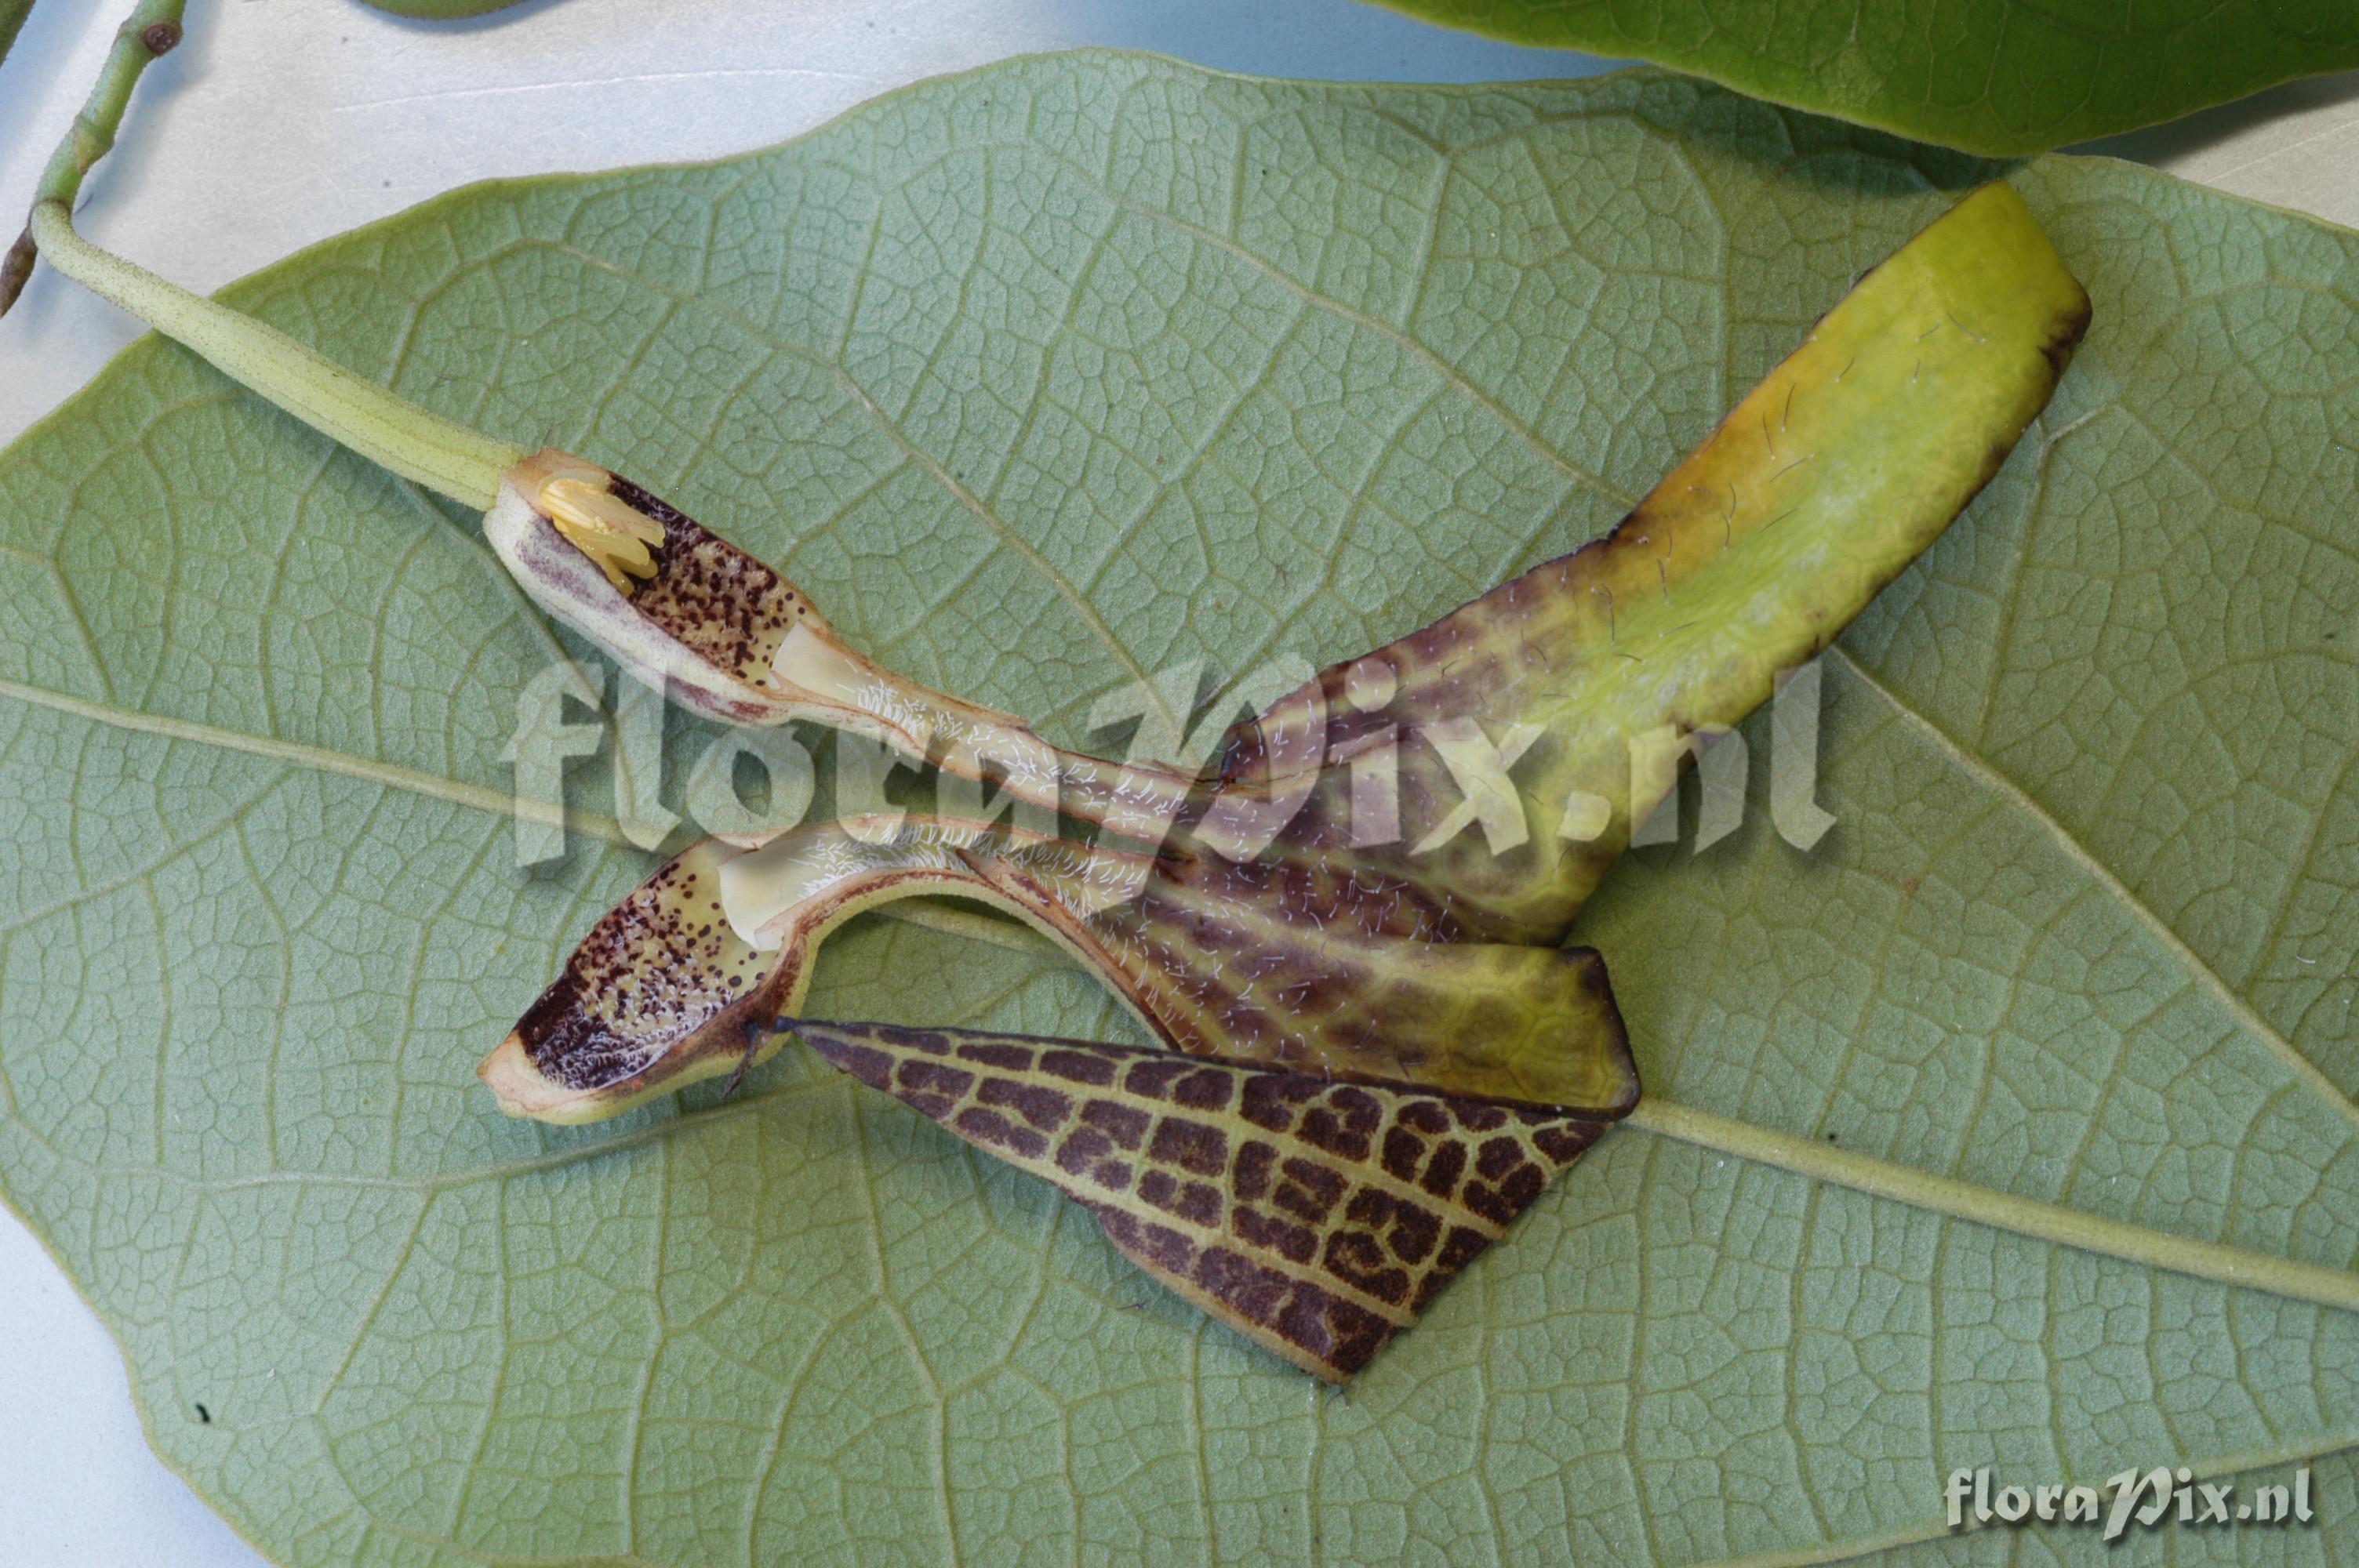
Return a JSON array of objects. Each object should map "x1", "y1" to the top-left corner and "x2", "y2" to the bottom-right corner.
[{"x1": 0, "y1": 675, "x2": 595, "y2": 837}]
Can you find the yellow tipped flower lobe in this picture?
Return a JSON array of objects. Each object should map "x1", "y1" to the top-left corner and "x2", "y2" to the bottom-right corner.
[{"x1": 537, "y1": 460, "x2": 665, "y2": 592}]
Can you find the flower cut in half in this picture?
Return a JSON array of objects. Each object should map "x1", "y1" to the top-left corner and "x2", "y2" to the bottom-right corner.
[
  {"x1": 482, "y1": 183, "x2": 2090, "y2": 1376},
  {"x1": 11, "y1": 39, "x2": 2089, "y2": 1381}
]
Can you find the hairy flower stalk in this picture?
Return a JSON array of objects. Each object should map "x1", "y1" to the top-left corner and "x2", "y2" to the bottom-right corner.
[{"x1": 16, "y1": 11, "x2": 2088, "y2": 1375}]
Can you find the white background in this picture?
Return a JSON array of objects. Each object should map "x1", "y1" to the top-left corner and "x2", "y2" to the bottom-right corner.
[{"x1": 0, "y1": 3, "x2": 2353, "y2": 1564}]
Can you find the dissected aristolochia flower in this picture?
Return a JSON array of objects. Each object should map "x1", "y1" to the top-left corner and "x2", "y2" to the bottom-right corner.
[{"x1": 16, "y1": 56, "x2": 2087, "y2": 1371}]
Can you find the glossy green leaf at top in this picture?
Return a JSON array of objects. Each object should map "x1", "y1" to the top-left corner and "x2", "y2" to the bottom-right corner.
[
  {"x1": 356, "y1": 0, "x2": 538, "y2": 19},
  {"x1": 1365, "y1": 0, "x2": 2359, "y2": 154},
  {"x1": 4, "y1": 55, "x2": 2359, "y2": 1566},
  {"x1": 0, "y1": 0, "x2": 35, "y2": 75}
]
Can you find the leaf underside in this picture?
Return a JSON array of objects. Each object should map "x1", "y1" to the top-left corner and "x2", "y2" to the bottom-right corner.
[
  {"x1": 1365, "y1": 0, "x2": 2359, "y2": 155},
  {"x1": 3, "y1": 56, "x2": 2358, "y2": 1566}
]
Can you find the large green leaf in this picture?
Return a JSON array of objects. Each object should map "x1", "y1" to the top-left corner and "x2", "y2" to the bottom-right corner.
[
  {"x1": 1364, "y1": 0, "x2": 2359, "y2": 156},
  {"x1": 4, "y1": 55, "x2": 2357, "y2": 1566},
  {"x1": 0, "y1": 0, "x2": 33, "y2": 74}
]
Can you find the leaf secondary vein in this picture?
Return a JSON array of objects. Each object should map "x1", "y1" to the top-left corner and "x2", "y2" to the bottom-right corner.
[
  {"x1": 1688, "y1": 1422, "x2": 2359, "y2": 1568},
  {"x1": 1827, "y1": 644, "x2": 2359, "y2": 1137},
  {"x1": 0, "y1": 675, "x2": 595, "y2": 836}
]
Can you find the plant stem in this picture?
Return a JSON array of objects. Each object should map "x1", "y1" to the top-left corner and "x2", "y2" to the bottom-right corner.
[
  {"x1": 1, "y1": 0, "x2": 182, "y2": 314},
  {"x1": 7, "y1": 0, "x2": 525, "y2": 507}
]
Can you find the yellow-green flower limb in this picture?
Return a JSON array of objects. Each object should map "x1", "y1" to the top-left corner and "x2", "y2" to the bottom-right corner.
[{"x1": 1250, "y1": 182, "x2": 2094, "y2": 946}]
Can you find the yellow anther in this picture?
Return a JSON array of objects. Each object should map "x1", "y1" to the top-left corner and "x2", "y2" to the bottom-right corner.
[{"x1": 540, "y1": 473, "x2": 666, "y2": 593}]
